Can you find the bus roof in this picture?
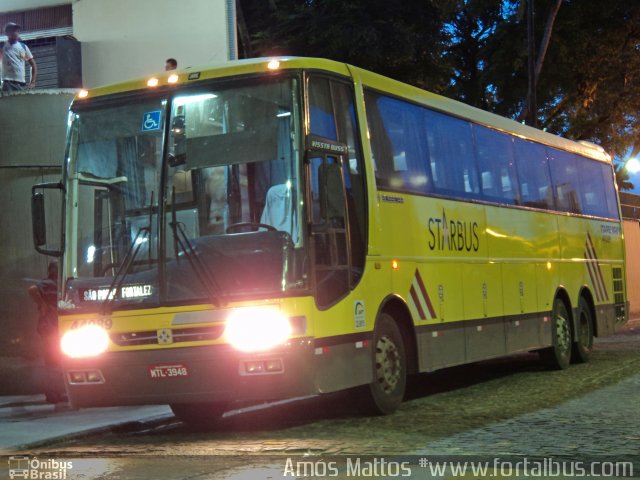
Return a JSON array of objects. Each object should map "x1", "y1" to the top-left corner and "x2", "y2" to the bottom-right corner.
[{"x1": 76, "y1": 56, "x2": 610, "y2": 163}]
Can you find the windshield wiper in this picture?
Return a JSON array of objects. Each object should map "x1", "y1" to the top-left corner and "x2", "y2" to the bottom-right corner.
[
  {"x1": 169, "y1": 186, "x2": 225, "y2": 307},
  {"x1": 100, "y1": 226, "x2": 150, "y2": 315},
  {"x1": 101, "y1": 191, "x2": 155, "y2": 315}
]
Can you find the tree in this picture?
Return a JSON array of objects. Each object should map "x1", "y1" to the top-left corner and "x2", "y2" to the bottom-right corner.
[
  {"x1": 440, "y1": 0, "x2": 507, "y2": 109},
  {"x1": 614, "y1": 163, "x2": 635, "y2": 191},
  {"x1": 540, "y1": 1, "x2": 640, "y2": 153},
  {"x1": 236, "y1": 0, "x2": 254, "y2": 58},
  {"x1": 240, "y1": 0, "x2": 640, "y2": 156},
  {"x1": 239, "y1": 0, "x2": 451, "y2": 91},
  {"x1": 518, "y1": 0, "x2": 564, "y2": 123}
]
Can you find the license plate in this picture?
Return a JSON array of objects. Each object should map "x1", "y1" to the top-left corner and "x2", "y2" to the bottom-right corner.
[{"x1": 148, "y1": 364, "x2": 189, "y2": 379}]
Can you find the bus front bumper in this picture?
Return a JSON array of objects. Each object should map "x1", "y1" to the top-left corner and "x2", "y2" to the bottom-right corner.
[{"x1": 62, "y1": 340, "x2": 316, "y2": 408}]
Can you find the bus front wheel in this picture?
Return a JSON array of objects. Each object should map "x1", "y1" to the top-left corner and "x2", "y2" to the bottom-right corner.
[
  {"x1": 359, "y1": 313, "x2": 407, "y2": 415},
  {"x1": 571, "y1": 297, "x2": 594, "y2": 363},
  {"x1": 170, "y1": 402, "x2": 227, "y2": 427},
  {"x1": 540, "y1": 298, "x2": 572, "y2": 369}
]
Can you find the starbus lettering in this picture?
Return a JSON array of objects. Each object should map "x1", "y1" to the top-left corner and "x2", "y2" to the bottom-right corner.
[{"x1": 428, "y1": 209, "x2": 479, "y2": 252}]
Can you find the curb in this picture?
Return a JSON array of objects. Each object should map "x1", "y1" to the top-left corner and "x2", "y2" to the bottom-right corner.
[{"x1": 8, "y1": 412, "x2": 177, "y2": 452}]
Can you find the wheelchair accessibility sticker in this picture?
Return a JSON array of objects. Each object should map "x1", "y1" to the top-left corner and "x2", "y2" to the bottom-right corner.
[{"x1": 141, "y1": 110, "x2": 162, "y2": 132}]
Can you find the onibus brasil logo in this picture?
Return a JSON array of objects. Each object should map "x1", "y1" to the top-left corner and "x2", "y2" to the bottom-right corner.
[{"x1": 8, "y1": 456, "x2": 72, "y2": 479}]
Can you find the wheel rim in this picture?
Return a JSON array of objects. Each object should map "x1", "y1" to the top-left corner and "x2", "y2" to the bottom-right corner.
[
  {"x1": 578, "y1": 312, "x2": 592, "y2": 348},
  {"x1": 555, "y1": 312, "x2": 571, "y2": 355},
  {"x1": 375, "y1": 335, "x2": 401, "y2": 394}
]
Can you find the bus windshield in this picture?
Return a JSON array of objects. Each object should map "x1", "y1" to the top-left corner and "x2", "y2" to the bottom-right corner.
[{"x1": 62, "y1": 76, "x2": 305, "y2": 311}]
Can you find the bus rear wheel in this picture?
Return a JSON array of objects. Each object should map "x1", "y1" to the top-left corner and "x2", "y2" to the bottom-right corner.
[
  {"x1": 540, "y1": 298, "x2": 572, "y2": 370},
  {"x1": 571, "y1": 297, "x2": 594, "y2": 363},
  {"x1": 170, "y1": 402, "x2": 227, "y2": 427},
  {"x1": 358, "y1": 313, "x2": 406, "y2": 415}
]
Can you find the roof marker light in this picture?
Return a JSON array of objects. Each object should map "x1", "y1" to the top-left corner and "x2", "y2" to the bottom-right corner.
[
  {"x1": 167, "y1": 73, "x2": 179, "y2": 84},
  {"x1": 267, "y1": 59, "x2": 281, "y2": 70},
  {"x1": 78, "y1": 89, "x2": 89, "y2": 99},
  {"x1": 147, "y1": 77, "x2": 159, "y2": 87}
]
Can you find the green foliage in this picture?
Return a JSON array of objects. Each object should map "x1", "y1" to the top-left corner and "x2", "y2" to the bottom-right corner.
[
  {"x1": 614, "y1": 163, "x2": 635, "y2": 191},
  {"x1": 241, "y1": 0, "x2": 451, "y2": 90},
  {"x1": 239, "y1": 0, "x2": 640, "y2": 155},
  {"x1": 533, "y1": 0, "x2": 640, "y2": 153},
  {"x1": 440, "y1": 0, "x2": 514, "y2": 110}
]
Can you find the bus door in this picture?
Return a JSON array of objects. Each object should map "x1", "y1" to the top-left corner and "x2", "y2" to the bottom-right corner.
[
  {"x1": 305, "y1": 75, "x2": 367, "y2": 309},
  {"x1": 307, "y1": 150, "x2": 351, "y2": 307}
]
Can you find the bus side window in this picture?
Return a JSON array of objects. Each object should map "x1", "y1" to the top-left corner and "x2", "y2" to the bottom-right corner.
[
  {"x1": 364, "y1": 91, "x2": 431, "y2": 194},
  {"x1": 424, "y1": 109, "x2": 480, "y2": 198},
  {"x1": 473, "y1": 125, "x2": 519, "y2": 204},
  {"x1": 548, "y1": 149, "x2": 582, "y2": 214},
  {"x1": 600, "y1": 163, "x2": 620, "y2": 220},
  {"x1": 309, "y1": 77, "x2": 338, "y2": 140},
  {"x1": 578, "y1": 158, "x2": 611, "y2": 218},
  {"x1": 513, "y1": 139, "x2": 553, "y2": 209}
]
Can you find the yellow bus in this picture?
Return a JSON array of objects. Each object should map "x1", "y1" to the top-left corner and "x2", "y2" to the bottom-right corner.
[{"x1": 31, "y1": 57, "x2": 628, "y2": 423}]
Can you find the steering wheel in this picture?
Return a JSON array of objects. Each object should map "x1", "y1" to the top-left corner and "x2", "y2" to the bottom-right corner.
[{"x1": 226, "y1": 222, "x2": 278, "y2": 234}]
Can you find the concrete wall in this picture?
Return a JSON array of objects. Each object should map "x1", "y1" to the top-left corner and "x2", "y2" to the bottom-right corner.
[
  {"x1": 1, "y1": 0, "x2": 65, "y2": 11},
  {"x1": 624, "y1": 219, "x2": 640, "y2": 317},
  {"x1": 0, "y1": 91, "x2": 74, "y2": 357},
  {"x1": 73, "y1": 0, "x2": 232, "y2": 88}
]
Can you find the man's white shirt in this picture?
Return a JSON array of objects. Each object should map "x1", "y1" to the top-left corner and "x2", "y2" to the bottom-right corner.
[{"x1": 1, "y1": 41, "x2": 33, "y2": 83}]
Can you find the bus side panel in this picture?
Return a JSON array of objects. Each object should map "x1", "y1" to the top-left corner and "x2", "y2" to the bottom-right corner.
[
  {"x1": 502, "y1": 263, "x2": 544, "y2": 352},
  {"x1": 311, "y1": 258, "x2": 390, "y2": 394},
  {"x1": 487, "y1": 206, "x2": 556, "y2": 351},
  {"x1": 417, "y1": 321, "x2": 465, "y2": 372},
  {"x1": 462, "y1": 262, "x2": 507, "y2": 362},
  {"x1": 380, "y1": 195, "x2": 469, "y2": 371},
  {"x1": 412, "y1": 261, "x2": 466, "y2": 372},
  {"x1": 555, "y1": 214, "x2": 581, "y2": 338},
  {"x1": 535, "y1": 261, "x2": 555, "y2": 346},
  {"x1": 584, "y1": 218, "x2": 627, "y2": 335}
]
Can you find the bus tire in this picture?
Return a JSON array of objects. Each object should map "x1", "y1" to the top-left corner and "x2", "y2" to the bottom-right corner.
[
  {"x1": 571, "y1": 297, "x2": 594, "y2": 363},
  {"x1": 359, "y1": 313, "x2": 407, "y2": 415},
  {"x1": 170, "y1": 402, "x2": 227, "y2": 427},
  {"x1": 540, "y1": 298, "x2": 572, "y2": 370}
]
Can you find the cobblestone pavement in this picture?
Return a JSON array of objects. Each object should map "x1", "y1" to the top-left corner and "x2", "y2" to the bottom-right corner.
[
  {"x1": 8, "y1": 320, "x2": 638, "y2": 479},
  {"x1": 419, "y1": 373, "x2": 639, "y2": 457}
]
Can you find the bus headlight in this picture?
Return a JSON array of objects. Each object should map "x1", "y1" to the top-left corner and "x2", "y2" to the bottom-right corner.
[
  {"x1": 60, "y1": 325, "x2": 109, "y2": 358},
  {"x1": 226, "y1": 308, "x2": 292, "y2": 352}
]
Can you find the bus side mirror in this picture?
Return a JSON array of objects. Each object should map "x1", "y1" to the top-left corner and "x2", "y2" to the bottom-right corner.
[
  {"x1": 31, "y1": 193, "x2": 46, "y2": 246},
  {"x1": 31, "y1": 182, "x2": 64, "y2": 257}
]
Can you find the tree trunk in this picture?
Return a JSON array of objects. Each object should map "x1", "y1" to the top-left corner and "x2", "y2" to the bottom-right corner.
[
  {"x1": 534, "y1": 0, "x2": 563, "y2": 85},
  {"x1": 525, "y1": 0, "x2": 536, "y2": 126},
  {"x1": 520, "y1": 0, "x2": 563, "y2": 124},
  {"x1": 236, "y1": 0, "x2": 253, "y2": 58}
]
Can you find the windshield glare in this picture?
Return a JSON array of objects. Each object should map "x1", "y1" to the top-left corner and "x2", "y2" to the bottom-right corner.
[{"x1": 63, "y1": 76, "x2": 304, "y2": 311}]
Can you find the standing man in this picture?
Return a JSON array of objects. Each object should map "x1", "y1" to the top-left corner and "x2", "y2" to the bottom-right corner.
[
  {"x1": 28, "y1": 261, "x2": 65, "y2": 404},
  {"x1": 0, "y1": 22, "x2": 37, "y2": 92}
]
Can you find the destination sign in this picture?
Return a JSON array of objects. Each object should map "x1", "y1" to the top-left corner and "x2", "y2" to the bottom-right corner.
[{"x1": 81, "y1": 284, "x2": 153, "y2": 302}]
